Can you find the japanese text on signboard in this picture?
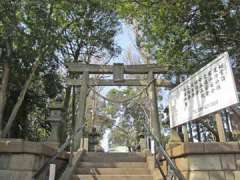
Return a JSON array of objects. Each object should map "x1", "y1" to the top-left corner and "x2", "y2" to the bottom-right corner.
[{"x1": 169, "y1": 52, "x2": 239, "y2": 128}]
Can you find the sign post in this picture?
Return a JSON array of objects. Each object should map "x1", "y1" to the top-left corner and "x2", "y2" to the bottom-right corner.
[{"x1": 215, "y1": 111, "x2": 226, "y2": 142}]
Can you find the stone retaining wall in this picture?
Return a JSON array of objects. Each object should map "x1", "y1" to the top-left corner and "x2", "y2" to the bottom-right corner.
[
  {"x1": 0, "y1": 139, "x2": 68, "y2": 180},
  {"x1": 162, "y1": 142, "x2": 240, "y2": 180}
]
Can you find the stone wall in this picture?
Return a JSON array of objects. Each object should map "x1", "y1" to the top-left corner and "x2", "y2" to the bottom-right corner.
[
  {"x1": 161, "y1": 142, "x2": 240, "y2": 180},
  {"x1": 0, "y1": 139, "x2": 68, "y2": 180}
]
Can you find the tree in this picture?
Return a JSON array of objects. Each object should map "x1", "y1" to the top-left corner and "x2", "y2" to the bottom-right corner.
[
  {"x1": 104, "y1": 88, "x2": 149, "y2": 151},
  {"x1": 114, "y1": 0, "x2": 240, "y2": 142},
  {"x1": 57, "y1": 0, "x2": 120, "y2": 141},
  {"x1": 0, "y1": 0, "x2": 62, "y2": 138},
  {"x1": 58, "y1": 0, "x2": 120, "y2": 63},
  {"x1": 115, "y1": 0, "x2": 240, "y2": 73},
  {"x1": 0, "y1": 0, "x2": 120, "y2": 139}
]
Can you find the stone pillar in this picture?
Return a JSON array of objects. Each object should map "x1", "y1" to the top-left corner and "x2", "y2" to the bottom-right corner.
[
  {"x1": 139, "y1": 138, "x2": 147, "y2": 152},
  {"x1": 167, "y1": 129, "x2": 182, "y2": 149},
  {"x1": 80, "y1": 138, "x2": 89, "y2": 151},
  {"x1": 47, "y1": 96, "x2": 64, "y2": 148},
  {"x1": 74, "y1": 71, "x2": 89, "y2": 150},
  {"x1": 148, "y1": 71, "x2": 161, "y2": 143},
  {"x1": 169, "y1": 129, "x2": 182, "y2": 143}
]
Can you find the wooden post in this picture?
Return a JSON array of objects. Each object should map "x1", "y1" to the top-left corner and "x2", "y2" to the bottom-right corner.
[
  {"x1": 148, "y1": 71, "x2": 161, "y2": 143},
  {"x1": 215, "y1": 111, "x2": 226, "y2": 142},
  {"x1": 74, "y1": 71, "x2": 89, "y2": 150}
]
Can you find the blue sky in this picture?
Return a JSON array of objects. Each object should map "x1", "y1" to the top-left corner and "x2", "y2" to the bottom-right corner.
[
  {"x1": 100, "y1": 22, "x2": 170, "y2": 151},
  {"x1": 112, "y1": 22, "x2": 142, "y2": 64},
  {"x1": 101, "y1": 22, "x2": 135, "y2": 151},
  {"x1": 104, "y1": 22, "x2": 169, "y2": 108},
  {"x1": 100, "y1": 22, "x2": 141, "y2": 151},
  {"x1": 100, "y1": 22, "x2": 140, "y2": 95}
]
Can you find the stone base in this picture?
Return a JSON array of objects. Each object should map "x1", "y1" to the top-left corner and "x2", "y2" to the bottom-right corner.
[
  {"x1": 160, "y1": 142, "x2": 240, "y2": 180},
  {"x1": 139, "y1": 138, "x2": 147, "y2": 152},
  {"x1": 44, "y1": 141, "x2": 60, "y2": 149},
  {"x1": 0, "y1": 138, "x2": 68, "y2": 180}
]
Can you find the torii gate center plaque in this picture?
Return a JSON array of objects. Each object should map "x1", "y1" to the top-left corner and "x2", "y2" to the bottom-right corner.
[{"x1": 169, "y1": 52, "x2": 239, "y2": 128}]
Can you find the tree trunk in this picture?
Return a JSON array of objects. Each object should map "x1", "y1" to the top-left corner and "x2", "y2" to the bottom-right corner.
[
  {"x1": 196, "y1": 122, "x2": 201, "y2": 142},
  {"x1": 0, "y1": 63, "x2": 10, "y2": 136},
  {"x1": 63, "y1": 87, "x2": 72, "y2": 116},
  {"x1": 188, "y1": 122, "x2": 193, "y2": 142},
  {"x1": 224, "y1": 110, "x2": 233, "y2": 141},
  {"x1": 2, "y1": 59, "x2": 41, "y2": 138},
  {"x1": 201, "y1": 120, "x2": 219, "y2": 140}
]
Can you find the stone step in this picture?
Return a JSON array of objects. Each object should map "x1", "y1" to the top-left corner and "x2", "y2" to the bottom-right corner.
[
  {"x1": 82, "y1": 154, "x2": 145, "y2": 162},
  {"x1": 82, "y1": 152, "x2": 145, "y2": 162},
  {"x1": 84, "y1": 152, "x2": 145, "y2": 158},
  {"x1": 78, "y1": 162, "x2": 147, "y2": 168},
  {"x1": 75, "y1": 168, "x2": 151, "y2": 175},
  {"x1": 72, "y1": 175, "x2": 153, "y2": 180}
]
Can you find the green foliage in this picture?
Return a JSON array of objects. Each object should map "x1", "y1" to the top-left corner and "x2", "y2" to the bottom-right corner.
[
  {"x1": 57, "y1": 0, "x2": 120, "y2": 63},
  {"x1": 113, "y1": 0, "x2": 240, "y2": 143},
  {"x1": 104, "y1": 88, "x2": 148, "y2": 150},
  {"x1": 116, "y1": 0, "x2": 240, "y2": 73},
  {"x1": 0, "y1": 0, "x2": 62, "y2": 139},
  {"x1": 0, "y1": 0, "x2": 120, "y2": 140}
]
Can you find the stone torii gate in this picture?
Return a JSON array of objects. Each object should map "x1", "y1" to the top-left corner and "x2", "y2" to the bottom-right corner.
[{"x1": 66, "y1": 63, "x2": 173, "y2": 150}]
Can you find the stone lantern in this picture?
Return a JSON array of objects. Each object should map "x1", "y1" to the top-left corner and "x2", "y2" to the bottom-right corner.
[{"x1": 46, "y1": 95, "x2": 64, "y2": 148}]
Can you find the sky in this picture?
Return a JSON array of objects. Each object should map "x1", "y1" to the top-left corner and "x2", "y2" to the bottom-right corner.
[
  {"x1": 100, "y1": 22, "x2": 141, "y2": 96},
  {"x1": 112, "y1": 22, "x2": 142, "y2": 64},
  {"x1": 100, "y1": 22, "x2": 137, "y2": 151},
  {"x1": 99, "y1": 22, "x2": 169, "y2": 151}
]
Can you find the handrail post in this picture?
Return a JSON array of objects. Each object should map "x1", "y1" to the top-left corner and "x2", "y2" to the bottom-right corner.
[{"x1": 69, "y1": 137, "x2": 74, "y2": 167}]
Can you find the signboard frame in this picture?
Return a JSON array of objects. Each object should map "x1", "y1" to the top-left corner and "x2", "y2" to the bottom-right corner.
[{"x1": 169, "y1": 52, "x2": 239, "y2": 128}]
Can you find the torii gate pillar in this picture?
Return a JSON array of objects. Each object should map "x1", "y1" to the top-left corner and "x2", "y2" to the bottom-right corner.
[
  {"x1": 148, "y1": 71, "x2": 161, "y2": 143},
  {"x1": 74, "y1": 71, "x2": 89, "y2": 150}
]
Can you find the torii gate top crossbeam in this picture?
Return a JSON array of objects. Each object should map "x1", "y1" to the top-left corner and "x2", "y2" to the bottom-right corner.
[
  {"x1": 67, "y1": 78, "x2": 173, "y2": 87},
  {"x1": 66, "y1": 63, "x2": 174, "y2": 87},
  {"x1": 65, "y1": 63, "x2": 169, "y2": 74}
]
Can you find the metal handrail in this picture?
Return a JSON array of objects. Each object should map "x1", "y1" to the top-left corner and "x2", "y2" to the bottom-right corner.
[
  {"x1": 32, "y1": 125, "x2": 85, "y2": 180},
  {"x1": 152, "y1": 134, "x2": 185, "y2": 180},
  {"x1": 154, "y1": 153, "x2": 167, "y2": 180},
  {"x1": 143, "y1": 121, "x2": 185, "y2": 180}
]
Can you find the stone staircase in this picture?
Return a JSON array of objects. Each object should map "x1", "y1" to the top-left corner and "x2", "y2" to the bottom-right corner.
[{"x1": 71, "y1": 152, "x2": 154, "y2": 180}]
